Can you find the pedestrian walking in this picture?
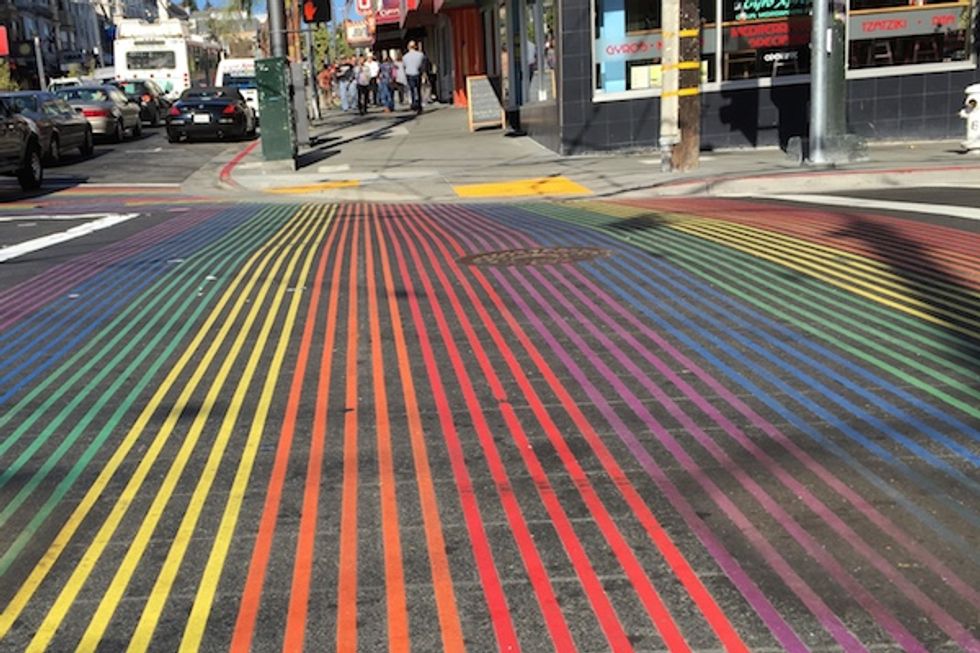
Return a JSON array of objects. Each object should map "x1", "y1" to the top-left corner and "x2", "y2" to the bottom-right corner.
[
  {"x1": 393, "y1": 52, "x2": 408, "y2": 106},
  {"x1": 378, "y1": 53, "x2": 395, "y2": 112},
  {"x1": 402, "y1": 41, "x2": 426, "y2": 114},
  {"x1": 355, "y1": 56, "x2": 372, "y2": 115},
  {"x1": 367, "y1": 53, "x2": 380, "y2": 106},
  {"x1": 316, "y1": 60, "x2": 335, "y2": 109},
  {"x1": 335, "y1": 56, "x2": 356, "y2": 112}
]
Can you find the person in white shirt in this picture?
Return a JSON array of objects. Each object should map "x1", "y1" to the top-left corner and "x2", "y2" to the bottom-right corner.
[
  {"x1": 367, "y1": 53, "x2": 380, "y2": 106},
  {"x1": 402, "y1": 41, "x2": 426, "y2": 114}
]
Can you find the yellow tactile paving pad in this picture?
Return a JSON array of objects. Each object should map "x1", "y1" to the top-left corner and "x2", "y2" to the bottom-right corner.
[
  {"x1": 264, "y1": 180, "x2": 360, "y2": 194},
  {"x1": 453, "y1": 176, "x2": 592, "y2": 198}
]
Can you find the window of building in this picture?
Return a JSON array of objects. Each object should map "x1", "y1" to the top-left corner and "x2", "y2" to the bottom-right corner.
[
  {"x1": 593, "y1": 0, "x2": 717, "y2": 96},
  {"x1": 521, "y1": 0, "x2": 556, "y2": 103},
  {"x1": 592, "y1": 0, "x2": 974, "y2": 99}
]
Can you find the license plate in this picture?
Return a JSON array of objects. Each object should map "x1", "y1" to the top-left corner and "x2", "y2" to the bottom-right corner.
[{"x1": 193, "y1": 113, "x2": 211, "y2": 124}]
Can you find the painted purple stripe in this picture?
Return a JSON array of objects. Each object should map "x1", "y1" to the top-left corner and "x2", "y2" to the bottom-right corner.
[
  {"x1": 454, "y1": 205, "x2": 976, "y2": 650},
  {"x1": 431, "y1": 205, "x2": 812, "y2": 653},
  {"x1": 531, "y1": 266, "x2": 980, "y2": 653},
  {"x1": 462, "y1": 205, "x2": 980, "y2": 609},
  {"x1": 0, "y1": 209, "x2": 218, "y2": 332},
  {"x1": 463, "y1": 205, "x2": 975, "y2": 652}
]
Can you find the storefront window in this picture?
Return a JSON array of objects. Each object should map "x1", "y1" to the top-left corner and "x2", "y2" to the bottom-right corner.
[
  {"x1": 591, "y1": 0, "x2": 974, "y2": 97},
  {"x1": 721, "y1": 0, "x2": 812, "y2": 79},
  {"x1": 522, "y1": 0, "x2": 557, "y2": 103},
  {"x1": 848, "y1": 0, "x2": 973, "y2": 68},
  {"x1": 594, "y1": 0, "x2": 716, "y2": 95}
]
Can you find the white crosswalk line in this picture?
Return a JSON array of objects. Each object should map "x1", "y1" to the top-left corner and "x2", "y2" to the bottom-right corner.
[{"x1": 770, "y1": 194, "x2": 980, "y2": 221}]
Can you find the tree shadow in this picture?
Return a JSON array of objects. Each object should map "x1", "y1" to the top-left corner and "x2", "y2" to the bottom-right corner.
[{"x1": 828, "y1": 210, "x2": 979, "y2": 375}]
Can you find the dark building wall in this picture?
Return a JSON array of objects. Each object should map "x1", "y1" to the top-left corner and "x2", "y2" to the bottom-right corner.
[
  {"x1": 520, "y1": 101, "x2": 561, "y2": 151},
  {"x1": 524, "y1": 0, "x2": 979, "y2": 153}
]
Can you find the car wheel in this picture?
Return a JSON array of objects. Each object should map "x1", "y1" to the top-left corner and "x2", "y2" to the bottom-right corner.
[
  {"x1": 79, "y1": 128, "x2": 94, "y2": 156},
  {"x1": 167, "y1": 129, "x2": 180, "y2": 143},
  {"x1": 46, "y1": 136, "x2": 61, "y2": 165},
  {"x1": 113, "y1": 119, "x2": 125, "y2": 143},
  {"x1": 132, "y1": 120, "x2": 143, "y2": 138},
  {"x1": 17, "y1": 142, "x2": 43, "y2": 191}
]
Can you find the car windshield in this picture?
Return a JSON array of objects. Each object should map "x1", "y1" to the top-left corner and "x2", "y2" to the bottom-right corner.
[
  {"x1": 3, "y1": 96, "x2": 37, "y2": 113},
  {"x1": 121, "y1": 82, "x2": 149, "y2": 95},
  {"x1": 181, "y1": 88, "x2": 238, "y2": 100},
  {"x1": 57, "y1": 88, "x2": 108, "y2": 102}
]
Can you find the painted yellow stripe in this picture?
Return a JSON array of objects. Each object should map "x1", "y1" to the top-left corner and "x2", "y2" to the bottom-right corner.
[
  {"x1": 662, "y1": 28, "x2": 701, "y2": 37},
  {"x1": 265, "y1": 180, "x2": 360, "y2": 194},
  {"x1": 673, "y1": 220, "x2": 980, "y2": 334},
  {"x1": 696, "y1": 219, "x2": 980, "y2": 310},
  {"x1": 13, "y1": 207, "x2": 308, "y2": 651},
  {"x1": 127, "y1": 206, "x2": 334, "y2": 653},
  {"x1": 579, "y1": 201, "x2": 979, "y2": 337},
  {"x1": 662, "y1": 62, "x2": 702, "y2": 70},
  {"x1": 174, "y1": 205, "x2": 335, "y2": 653},
  {"x1": 661, "y1": 87, "x2": 700, "y2": 98},
  {"x1": 75, "y1": 209, "x2": 322, "y2": 652},
  {"x1": 453, "y1": 177, "x2": 591, "y2": 198}
]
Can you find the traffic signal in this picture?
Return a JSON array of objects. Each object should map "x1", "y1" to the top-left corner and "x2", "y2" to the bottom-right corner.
[{"x1": 302, "y1": 0, "x2": 331, "y2": 23}]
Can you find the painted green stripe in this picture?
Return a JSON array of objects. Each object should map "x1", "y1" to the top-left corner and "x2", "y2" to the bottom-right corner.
[
  {"x1": 0, "y1": 206, "x2": 295, "y2": 557},
  {"x1": 527, "y1": 202, "x2": 980, "y2": 418}
]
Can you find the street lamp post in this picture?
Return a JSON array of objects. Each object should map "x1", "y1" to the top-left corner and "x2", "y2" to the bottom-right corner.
[{"x1": 34, "y1": 36, "x2": 46, "y2": 90}]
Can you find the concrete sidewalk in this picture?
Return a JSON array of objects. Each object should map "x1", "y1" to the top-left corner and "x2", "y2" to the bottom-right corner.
[{"x1": 190, "y1": 103, "x2": 980, "y2": 201}]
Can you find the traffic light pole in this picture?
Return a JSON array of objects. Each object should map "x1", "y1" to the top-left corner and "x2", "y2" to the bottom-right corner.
[
  {"x1": 807, "y1": 0, "x2": 865, "y2": 164},
  {"x1": 269, "y1": 0, "x2": 288, "y2": 57}
]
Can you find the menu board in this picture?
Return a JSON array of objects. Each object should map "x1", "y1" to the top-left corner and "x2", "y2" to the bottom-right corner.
[{"x1": 466, "y1": 75, "x2": 505, "y2": 131}]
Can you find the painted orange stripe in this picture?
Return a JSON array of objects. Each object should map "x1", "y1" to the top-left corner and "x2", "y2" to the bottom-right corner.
[
  {"x1": 229, "y1": 207, "x2": 344, "y2": 653},
  {"x1": 281, "y1": 214, "x2": 353, "y2": 652},
  {"x1": 373, "y1": 210, "x2": 467, "y2": 652},
  {"x1": 382, "y1": 208, "x2": 520, "y2": 651},
  {"x1": 336, "y1": 213, "x2": 362, "y2": 653},
  {"x1": 365, "y1": 204, "x2": 410, "y2": 652},
  {"x1": 431, "y1": 203, "x2": 751, "y2": 652},
  {"x1": 387, "y1": 209, "x2": 576, "y2": 651}
]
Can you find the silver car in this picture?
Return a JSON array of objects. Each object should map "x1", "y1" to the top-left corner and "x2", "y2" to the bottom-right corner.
[{"x1": 55, "y1": 85, "x2": 142, "y2": 142}]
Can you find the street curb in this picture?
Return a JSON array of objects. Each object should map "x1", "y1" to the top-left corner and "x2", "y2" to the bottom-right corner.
[{"x1": 218, "y1": 140, "x2": 261, "y2": 191}]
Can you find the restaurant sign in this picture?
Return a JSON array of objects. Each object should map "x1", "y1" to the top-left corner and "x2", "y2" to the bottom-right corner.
[{"x1": 732, "y1": 0, "x2": 809, "y2": 21}]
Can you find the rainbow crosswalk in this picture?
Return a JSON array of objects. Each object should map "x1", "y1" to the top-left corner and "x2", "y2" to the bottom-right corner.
[{"x1": 0, "y1": 196, "x2": 977, "y2": 652}]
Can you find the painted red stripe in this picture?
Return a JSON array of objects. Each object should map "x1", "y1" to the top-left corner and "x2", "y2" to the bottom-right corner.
[
  {"x1": 380, "y1": 204, "x2": 523, "y2": 652},
  {"x1": 396, "y1": 205, "x2": 638, "y2": 651},
  {"x1": 281, "y1": 215, "x2": 354, "y2": 652},
  {"x1": 421, "y1": 203, "x2": 754, "y2": 653}
]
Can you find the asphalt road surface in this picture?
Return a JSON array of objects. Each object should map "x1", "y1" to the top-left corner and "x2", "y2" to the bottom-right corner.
[{"x1": 0, "y1": 187, "x2": 977, "y2": 652}]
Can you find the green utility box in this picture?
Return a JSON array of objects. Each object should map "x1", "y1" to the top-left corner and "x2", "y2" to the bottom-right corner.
[{"x1": 256, "y1": 57, "x2": 297, "y2": 162}]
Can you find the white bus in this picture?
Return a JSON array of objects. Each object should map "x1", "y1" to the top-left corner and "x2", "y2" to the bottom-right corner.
[
  {"x1": 214, "y1": 58, "x2": 259, "y2": 119},
  {"x1": 114, "y1": 19, "x2": 223, "y2": 100}
]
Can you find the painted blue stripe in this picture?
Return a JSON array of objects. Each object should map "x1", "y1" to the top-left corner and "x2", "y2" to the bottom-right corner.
[
  {"x1": 0, "y1": 209, "x2": 250, "y2": 405},
  {"x1": 479, "y1": 203, "x2": 980, "y2": 555}
]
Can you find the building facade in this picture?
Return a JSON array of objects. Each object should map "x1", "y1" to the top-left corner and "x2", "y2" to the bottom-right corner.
[{"x1": 510, "y1": 0, "x2": 979, "y2": 152}]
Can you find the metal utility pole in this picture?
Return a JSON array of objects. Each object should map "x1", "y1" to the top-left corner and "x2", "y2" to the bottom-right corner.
[
  {"x1": 808, "y1": 0, "x2": 864, "y2": 163},
  {"x1": 268, "y1": 0, "x2": 287, "y2": 57},
  {"x1": 34, "y1": 37, "x2": 46, "y2": 91},
  {"x1": 659, "y1": 0, "x2": 700, "y2": 172}
]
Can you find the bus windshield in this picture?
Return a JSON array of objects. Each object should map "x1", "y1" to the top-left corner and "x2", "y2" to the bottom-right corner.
[
  {"x1": 127, "y1": 51, "x2": 177, "y2": 70},
  {"x1": 220, "y1": 75, "x2": 256, "y2": 89}
]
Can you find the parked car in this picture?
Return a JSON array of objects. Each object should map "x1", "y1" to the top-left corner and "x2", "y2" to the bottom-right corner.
[
  {"x1": 117, "y1": 78, "x2": 170, "y2": 126},
  {"x1": 0, "y1": 98, "x2": 43, "y2": 190},
  {"x1": 166, "y1": 87, "x2": 256, "y2": 143},
  {"x1": 55, "y1": 85, "x2": 142, "y2": 142},
  {"x1": 48, "y1": 76, "x2": 82, "y2": 92},
  {"x1": 0, "y1": 91, "x2": 94, "y2": 163}
]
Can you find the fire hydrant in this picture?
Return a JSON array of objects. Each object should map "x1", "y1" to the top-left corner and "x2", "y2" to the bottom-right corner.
[{"x1": 960, "y1": 83, "x2": 980, "y2": 153}]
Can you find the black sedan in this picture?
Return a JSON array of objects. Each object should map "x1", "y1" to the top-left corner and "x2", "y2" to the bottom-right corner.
[{"x1": 166, "y1": 87, "x2": 256, "y2": 143}]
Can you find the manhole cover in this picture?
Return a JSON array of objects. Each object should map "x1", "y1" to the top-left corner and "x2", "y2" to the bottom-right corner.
[{"x1": 459, "y1": 247, "x2": 611, "y2": 267}]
